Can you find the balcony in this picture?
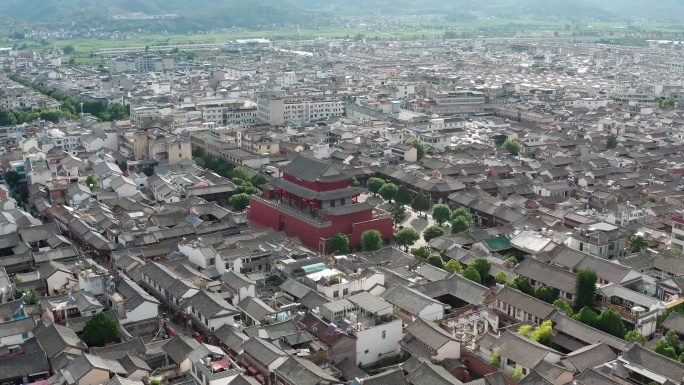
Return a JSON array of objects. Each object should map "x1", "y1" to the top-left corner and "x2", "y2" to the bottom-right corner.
[{"x1": 252, "y1": 195, "x2": 331, "y2": 228}]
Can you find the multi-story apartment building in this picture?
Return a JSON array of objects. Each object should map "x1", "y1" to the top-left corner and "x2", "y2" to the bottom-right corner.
[
  {"x1": 426, "y1": 88, "x2": 486, "y2": 105},
  {"x1": 132, "y1": 126, "x2": 191, "y2": 165},
  {"x1": 671, "y1": 214, "x2": 684, "y2": 250},
  {"x1": 256, "y1": 93, "x2": 344, "y2": 126},
  {"x1": 130, "y1": 106, "x2": 163, "y2": 128},
  {"x1": 197, "y1": 99, "x2": 258, "y2": 126},
  {"x1": 107, "y1": 54, "x2": 175, "y2": 73},
  {"x1": 237, "y1": 130, "x2": 279, "y2": 155}
]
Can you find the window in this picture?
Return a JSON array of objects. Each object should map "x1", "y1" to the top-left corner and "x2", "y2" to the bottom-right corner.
[
  {"x1": 333, "y1": 291, "x2": 339, "y2": 298},
  {"x1": 21, "y1": 332, "x2": 28, "y2": 339},
  {"x1": 364, "y1": 350, "x2": 369, "y2": 354},
  {"x1": 382, "y1": 331, "x2": 386, "y2": 339},
  {"x1": 343, "y1": 288, "x2": 348, "y2": 296}
]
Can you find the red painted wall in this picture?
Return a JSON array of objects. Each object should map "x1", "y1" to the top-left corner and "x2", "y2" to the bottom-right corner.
[
  {"x1": 283, "y1": 173, "x2": 350, "y2": 192},
  {"x1": 249, "y1": 199, "x2": 394, "y2": 253}
]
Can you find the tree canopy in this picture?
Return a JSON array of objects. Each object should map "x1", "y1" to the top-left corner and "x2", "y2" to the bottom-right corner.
[
  {"x1": 378, "y1": 183, "x2": 398, "y2": 202},
  {"x1": 349, "y1": 176, "x2": 361, "y2": 187},
  {"x1": 395, "y1": 227, "x2": 420, "y2": 251},
  {"x1": 229, "y1": 193, "x2": 252, "y2": 212},
  {"x1": 463, "y1": 266, "x2": 481, "y2": 284},
  {"x1": 367, "y1": 177, "x2": 385, "y2": 196},
  {"x1": 624, "y1": 330, "x2": 646, "y2": 346},
  {"x1": 444, "y1": 259, "x2": 463, "y2": 273},
  {"x1": 423, "y1": 226, "x2": 445, "y2": 243},
  {"x1": 427, "y1": 253, "x2": 444, "y2": 269},
  {"x1": 431, "y1": 204, "x2": 451, "y2": 226},
  {"x1": 573, "y1": 268, "x2": 598, "y2": 312},
  {"x1": 606, "y1": 134, "x2": 618, "y2": 149},
  {"x1": 361, "y1": 230, "x2": 382, "y2": 251},
  {"x1": 389, "y1": 202, "x2": 407, "y2": 225},
  {"x1": 495, "y1": 271, "x2": 507, "y2": 285},
  {"x1": 502, "y1": 139, "x2": 522, "y2": 156},
  {"x1": 553, "y1": 299, "x2": 574, "y2": 317},
  {"x1": 470, "y1": 258, "x2": 491, "y2": 280},
  {"x1": 596, "y1": 307, "x2": 627, "y2": 338},
  {"x1": 411, "y1": 191, "x2": 430, "y2": 214},
  {"x1": 395, "y1": 185, "x2": 412, "y2": 205},
  {"x1": 534, "y1": 284, "x2": 559, "y2": 304},
  {"x1": 4, "y1": 171, "x2": 20, "y2": 187},
  {"x1": 629, "y1": 235, "x2": 649, "y2": 253},
  {"x1": 330, "y1": 233, "x2": 350, "y2": 255},
  {"x1": 82, "y1": 312, "x2": 119, "y2": 346}
]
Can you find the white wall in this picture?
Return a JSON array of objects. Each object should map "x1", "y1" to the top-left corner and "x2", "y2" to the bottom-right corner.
[
  {"x1": 46, "y1": 271, "x2": 72, "y2": 295},
  {"x1": 317, "y1": 273, "x2": 385, "y2": 299},
  {"x1": 355, "y1": 319, "x2": 402, "y2": 365},
  {"x1": 0, "y1": 331, "x2": 32, "y2": 346},
  {"x1": 120, "y1": 301, "x2": 159, "y2": 324},
  {"x1": 435, "y1": 340, "x2": 461, "y2": 360},
  {"x1": 419, "y1": 302, "x2": 447, "y2": 321}
]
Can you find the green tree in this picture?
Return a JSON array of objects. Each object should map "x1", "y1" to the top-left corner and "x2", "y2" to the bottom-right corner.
[
  {"x1": 4, "y1": 171, "x2": 20, "y2": 188},
  {"x1": 489, "y1": 347, "x2": 500, "y2": 367},
  {"x1": 82, "y1": 312, "x2": 120, "y2": 346},
  {"x1": 118, "y1": 161, "x2": 128, "y2": 173},
  {"x1": 349, "y1": 176, "x2": 361, "y2": 187},
  {"x1": 502, "y1": 139, "x2": 522, "y2": 156},
  {"x1": 606, "y1": 134, "x2": 618, "y2": 149},
  {"x1": 463, "y1": 266, "x2": 481, "y2": 284},
  {"x1": 573, "y1": 268, "x2": 598, "y2": 312},
  {"x1": 378, "y1": 183, "x2": 398, "y2": 202},
  {"x1": 427, "y1": 253, "x2": 444, "y2": 269},
  {"x1": 229, "y1": 193, "x2": 252, "y2": 212},
  {"x1": 444, "y1": 259, "x2": 463, "y2": 273},
  {"x1": 534, "y1": 284, "x2": 559, "y2": 304},
  {"x1": 395, "y1": 227, "x2": 420, "y2": 251},
  {"x1": 629, "y1": 235, "x2": 649, "y2": 253},
  {"x1": 510, "y1": 276, "x2": 532, "y2": 295},
  {"x1": 405, "y1": 138, "x2": 426, "y2": 160},
  {"x1": 251, "y1": 174, "x2": 268, "y2": 187},
  {"x1": 624, "y1": 330, "x2": 646, "y2": 346},
  {"x1": 63, "y1": 45, "x2": 75, "y2": 54},
  {"x1": 573, "y1": 306, "x2": 599, "y2": 328},
  {"x1": 431, "y1": 204, "x2": 451, "y2": 226},
  {"x1": 0, "y1": 109, "x2": 18, "y2": 126},
  {"x1": 531, "y1": 320, "x2": 553, "y2": 346},
  {"x1": 85, "y1": 175, "x2": 98, "y2": 189},
  {"x1": 495, "y1": 272, "x2": 507, "y2": 285},
  {"x1": 512, "y1": 365, "x2": 522, "y2": 381},
  {"x1": 361, "y1": 230, "x2": 382, "y2": 251},
  {"x1": 329, "y1": 233, "x2": 350, "y2": 255},
  {"x1": 451, "y1": 217, "x2": 471, "y2": 234},
  {"x1": 597, "y1": 308, "x2": 627, "y2": 338},
  {"x1": 395, "y1": 185, "x2": 412, "y2": 205},
  {"x1": 553, "y1": 299, "x2": 574, "y2": 317},
  {"x1": 470, "y1": 258, "x2": 491, "y2": 280},
  {"x1": 411, "y1": 191, "x2": 430, "y2": 215},
  {"x1": 24, "y1": 289, "x2": 38, "y2": 305},
  {"x1": 411, "y1": 246, "x2": 430, "y2": 259},
  {"x1": 367, "y1": 177, "x2": 385, "y2": 197},
  {"x1": 450, "y1": 207, "x2": 473, "y2": 226},
  {"x1": 423, "y1": 226, "x2": 445, "y2": 243},
  {"x1": 665, "y1": 330, "x2": 681, "y2": 353},
  {"x1": 389, "y1": 202, "x2": 407, "y2": 225},
  {"x1": 231, "y1": 166, "x2": 251, "y2": 182},
  {"x1": 653, "y1": 340, "x2": 678, "y2": 360}
]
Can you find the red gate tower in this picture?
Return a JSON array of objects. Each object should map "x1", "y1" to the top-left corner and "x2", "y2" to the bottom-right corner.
[{"x1": 249, "y1": 153, "x2": 393, "y2": 253}]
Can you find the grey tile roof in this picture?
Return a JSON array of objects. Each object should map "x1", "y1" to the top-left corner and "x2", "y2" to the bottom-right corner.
[
  {"x1": 0, "y1": 350, "x2": 50, "y2": 380},
  {"x1": 274, "y1": 356, "x2": 339, "y2": 385},
  {"x1": 620, "y1": 340, "x2": 684, "y2": 383},
  {"x1": 279, "y1": 277, "x2": 311, "y2": 299},
  {"x1": 213, "y1": 324, "x2": 248, "y2": 353},
  {"x1": 335, "y1": 357, "x2": 367, "y2": 381},
  {"x1": 243, "y1": 320, "x2": 300, "y2": 341},
  {"x1": 381, "y1": 284, "x2": 443, "y2": 316},
  {"x1": 106, "y1": 375, "x2": 145, "y2": 385},
  {"x1": 279, "y1": 153, "x2": 349, "y2": 183},
  {"x1": 65, "y1": 353, "x2": 127, "y2": 381},
  {"x1": 493, "y1": 331, "x2": 552, "y2": 369},
  {"x1": 240, "y1": 337, "x2": 286, "y2": 365},
  {"x1": 237, "y1": 297, "x2": 275, "y2": 321},
  {"x1": 405, "y1": 361, "x2": 463, "y2": 385},
  {"x1": 404, "y1": 317, "x2": 455, "y2": 352},
  {"x1": 34, "y1": 321, "x2": 88, "y2": 359},
  {"x1": 360, "y1": 368, "x2": 409, "y2": 385},
  {"x1": 413, "y1": 273, "x2": 489, "y2": 306},
  {"x1": 118, "y1": 354, "x2": 151, "y2": 374},
  {"x1": 161, "y1": 335, "x2": 200, "y2": 364},
  {"x1": 494, "y1": 286, "x2": 555, "y2": 320},
  {"x1": 181, "y1": 290, "x2": 237, "y2": 318},
  {"x1": 563, "y1": 343, "x2": 617, "y2": 373},
  {"x1": 18, "y1": 222, "x2": 60, "y2": 243},
  {"x1": 663, "y1": 311, "x2": 684, "y2": 335},
  {"x1": 91, "y1": 337, "x2": 147, "y2": 360},
  {"x1": 0, "y1": 316, "x2": 35, "y2": 338},
  {"x1": 550, "y1": 312, "x2": 628, "y2": 352},
  {"x1": 514, "y1": 258, "x2": 577, "y2": 294}
]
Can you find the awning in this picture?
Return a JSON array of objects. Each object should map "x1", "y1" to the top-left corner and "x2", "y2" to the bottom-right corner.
[{"x1": 247, "y1": 366, "x2": 259, "y2": 375}]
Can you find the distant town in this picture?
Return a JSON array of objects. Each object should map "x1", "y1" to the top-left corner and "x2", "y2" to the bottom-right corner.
[{"x1": 2, "y1": 27, "x2": 684, "y2": 385}]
